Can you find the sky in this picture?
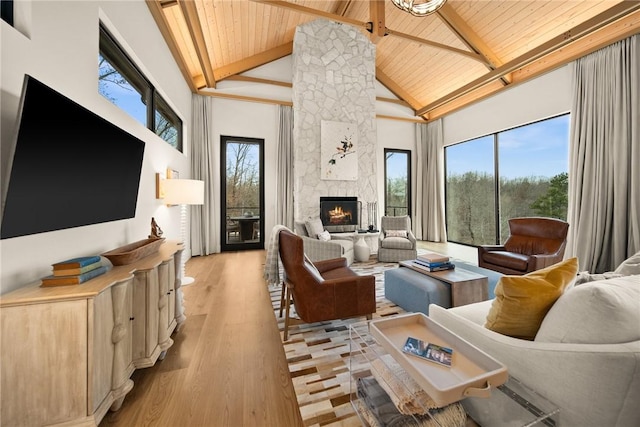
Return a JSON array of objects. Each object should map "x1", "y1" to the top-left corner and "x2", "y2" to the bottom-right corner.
[{"x1": 446, "y1": 114, "x2": 570, "y2": 180}]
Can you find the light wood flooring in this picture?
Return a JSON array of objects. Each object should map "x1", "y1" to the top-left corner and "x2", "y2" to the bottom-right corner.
[
  {"x1": 100, "y1": 241, "x2": 475, "y2": 427},
  {"x1": 100, "y1": 249, "x2": 304, "y2": 427}
]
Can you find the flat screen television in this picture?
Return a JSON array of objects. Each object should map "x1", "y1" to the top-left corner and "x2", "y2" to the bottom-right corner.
[{"x1": 1, "y1": 75, "x2": 146, "y2": 239}]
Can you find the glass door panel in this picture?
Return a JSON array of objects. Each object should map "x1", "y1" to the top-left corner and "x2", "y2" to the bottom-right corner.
[{"x1": 221, "y1": 136, "x2": 264, "y2": 251}]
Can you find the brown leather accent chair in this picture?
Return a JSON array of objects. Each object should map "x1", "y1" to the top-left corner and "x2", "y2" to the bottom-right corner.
[
  {"x1": 278, "y1": 229, "x2": 376, "y2": 340},
  {"x1": 478, "y1": 217, "x2": 569, "y2": 275}
]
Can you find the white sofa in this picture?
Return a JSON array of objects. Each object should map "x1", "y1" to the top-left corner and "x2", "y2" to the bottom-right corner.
[{"x1": 430, "y1": 273, "x2": 640, "y2": 426}]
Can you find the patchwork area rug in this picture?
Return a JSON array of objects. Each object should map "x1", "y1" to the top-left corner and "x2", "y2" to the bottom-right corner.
[{"x1": 269, "y1": 258, "x2": 406, "y2": 426}]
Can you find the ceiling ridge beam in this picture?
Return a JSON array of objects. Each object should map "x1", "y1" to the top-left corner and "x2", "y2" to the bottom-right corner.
[
  {"x1": 436, "y1": 3, "x2": 511, "y2": 84},
  {"x1": 369, "y1": 0, "x2": 386, "y2": 44},
  {"x1": 214, "y1": 42, "x2": 293, "y2": 81},
  {"x1": 145, "y1": 0, "x2": 197, "y2": 92},
  {"x1": 178, "y1": 0, "x2": 216, "y2": 88},
  {"x1": 416, "y1": 1, "x2": 640, "y2": 116}
]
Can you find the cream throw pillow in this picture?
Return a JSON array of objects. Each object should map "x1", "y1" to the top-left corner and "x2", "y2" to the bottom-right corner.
[
  {"x1": 385, "y1": 229, "x2": 408, "y2": 238},
  {"x1": 484, "y1": 257, "x2": 578, "y2": 340}
]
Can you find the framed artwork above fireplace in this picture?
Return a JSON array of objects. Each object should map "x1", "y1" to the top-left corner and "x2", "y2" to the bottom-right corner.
[{"x1": 321, "y1": 120, "x2": 358, "y2": 181}]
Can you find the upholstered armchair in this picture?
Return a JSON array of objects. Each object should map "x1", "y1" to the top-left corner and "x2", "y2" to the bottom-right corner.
[
  {"x1": 478, "y1": 217, "x2": 569, "y2": 275},
  {"x1": 293, "y1": 220, "x2": 354, "y2": 265},
  {"x1": 278, "y1": 229, "x2": 375, "y2": 340},
  {"x1": 378, "y1": 215, "x2": 417, "y2": 262}
]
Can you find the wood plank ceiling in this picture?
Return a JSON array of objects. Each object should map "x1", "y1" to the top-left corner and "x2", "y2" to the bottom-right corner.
[{"x1": 147, "y1": 0, "x2": 640, "y2": 121}]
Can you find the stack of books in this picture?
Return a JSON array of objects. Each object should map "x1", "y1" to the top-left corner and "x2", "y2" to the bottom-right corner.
[
  {"x1": 41, "y1": 255, "x2": 108, "y2": 287},
  {"x1": 414, "y1": 253, "x2": 455, "y2": 272}
]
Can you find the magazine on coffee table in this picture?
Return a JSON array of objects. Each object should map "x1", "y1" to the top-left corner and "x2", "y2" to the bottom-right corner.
[{"x1": 402, "y1": 337, "x2": 453, "y2": 367}]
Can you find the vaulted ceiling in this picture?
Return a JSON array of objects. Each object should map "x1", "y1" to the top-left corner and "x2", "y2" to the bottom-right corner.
[{"x1": 147, "y1": 0, "x2": 640, "y2": 121}]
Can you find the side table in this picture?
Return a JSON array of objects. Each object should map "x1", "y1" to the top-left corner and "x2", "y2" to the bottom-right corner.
[{"x1": 354, "y1": 232, "x2": 380, "y2": 262}]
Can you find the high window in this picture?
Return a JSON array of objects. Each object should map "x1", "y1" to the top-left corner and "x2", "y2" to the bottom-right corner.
[
  {"x1": 98, "y1": 24, "x2": 182, "y2": 151},
  {"x1": 1, "y1": 0, "x2": 13, "y2": 26},
  {"x1": 445, "y1": 114, "x2": 569, "y2": 246},
  {"x1": 384, "y1": 149, "x2": 411, "y2": 217}
]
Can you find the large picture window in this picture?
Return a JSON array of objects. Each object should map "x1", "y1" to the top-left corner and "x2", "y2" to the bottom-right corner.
[
  {"x1": 98, "y1": 24, "x2": 183, "y2": 151},
  {"x1": 445, "y1": 114, "x2": 569, "y2": 246}
]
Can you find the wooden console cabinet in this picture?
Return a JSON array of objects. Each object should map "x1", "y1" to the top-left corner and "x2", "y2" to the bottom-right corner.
[{"x1": 0, "y1": 241, "x2": 184, "y2": 426}]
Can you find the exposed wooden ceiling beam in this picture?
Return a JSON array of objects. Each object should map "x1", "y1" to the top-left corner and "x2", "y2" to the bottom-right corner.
[
  {"x1": 417, "y1": 1, "x2": 640, "y2": 116},
  {"x1": 369, "y1": 0, "x2": 386, "y2": 44},
  {"x1": 376, "y1": 68, "x2": 420, "y2": 113},
  {"x1": 384, "y1": 28, "x2": 486, "y2": 63},
  {"x1": 223, "y1": 75, "x2": 292, "y2": 87},
  {"x1": 333, "y1": 1, "x2": 353, "y2": 17},
  {"x1": 436, "y1": 3, "x2": 511, "y2": 84},
  {"x1": 178, "y1": 0, "x2": 216, "y2": 88},
  {"x1": 145, "y1": 0, "x2": 197, "y2": 92},
  {"x1": 214, "y1": 42, "x2": 293, "y2": 81},
  {"x1": 254, "y1": 0, "x2": 484, "y2": 62},
  {"x1": 198, "y1": 90, "x2": 293, "y2": 106},
  {"x1": 377, "y1": 115, "x2": 426, "y2": 123},
  {"x1": 252, "y1": 0, "x2": 367, "y2": 29},
  {"x1": 426, "y1": 9, "x2": 640, "y2": 122},
  {"x1": 221, "y1": 76, "x2": 411, "y2": 107}
]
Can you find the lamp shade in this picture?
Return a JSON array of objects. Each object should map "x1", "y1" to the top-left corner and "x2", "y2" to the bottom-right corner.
[{"x1": 164, "y1": 179, "x2": 205, "y2": 205}]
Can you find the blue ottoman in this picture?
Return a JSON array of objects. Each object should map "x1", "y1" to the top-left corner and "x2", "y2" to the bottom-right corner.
[{"x1": 384, "y1": 267, "x2": 451, "y2": 315}]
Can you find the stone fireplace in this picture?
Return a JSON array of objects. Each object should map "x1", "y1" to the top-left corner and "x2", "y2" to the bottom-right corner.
[{"x1": 292, "y1": 19, "x2": 378, "y2": 226}]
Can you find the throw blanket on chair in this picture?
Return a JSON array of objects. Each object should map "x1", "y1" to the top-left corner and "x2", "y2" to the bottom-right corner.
[{"x1": 264, "y1": 224, "x2": 292, "y2": 286}]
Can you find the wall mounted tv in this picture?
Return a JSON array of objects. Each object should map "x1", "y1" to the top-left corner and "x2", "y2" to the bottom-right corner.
[{"x1": 0, "y1": 75, "x2": 145, "y2": 239}]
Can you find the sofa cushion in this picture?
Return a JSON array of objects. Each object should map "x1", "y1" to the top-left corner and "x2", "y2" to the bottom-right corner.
[
  {"x1": 484, "y1": 257, "x2": 578, "y2": 340},
  {"x1": 615, "y1": 250, "x2": 640, "y2": 276},
  {"x1": 535, "y1": 275, "x2": 640, "y2": 344},
  {"x1": 481, "y1": 251, "x2": 529, "y2": 271},
  {"x1": 381, "y1": 236, "x2": 414, "y2": 250},
  {"x1": 305, "y1": 217, "x2": 324, "y2": 238}
]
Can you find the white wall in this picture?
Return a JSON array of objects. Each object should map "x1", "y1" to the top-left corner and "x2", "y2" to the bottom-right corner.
[
  {"x1": 209, "y1": 98, "x2": 279, "y2": 252},
  {"x1": 1, "y1": 1, "x2": 192, "y2": 294},
  {"x1": 443, "y1": 67, "x2": 572, "y2": 146}
]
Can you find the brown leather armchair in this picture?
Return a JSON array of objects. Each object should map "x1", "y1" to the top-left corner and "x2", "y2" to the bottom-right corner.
[
  {"x1": 478, "y1": 217, "x2": 569, "y2": 275},
  {"x1": 278, "y1": 229, "x2": 376, "y2": 340}
]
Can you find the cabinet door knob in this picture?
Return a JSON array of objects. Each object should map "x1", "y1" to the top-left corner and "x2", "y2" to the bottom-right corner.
[{"x1": 129, "y1": 317, "x2": 135, "y2": 321}]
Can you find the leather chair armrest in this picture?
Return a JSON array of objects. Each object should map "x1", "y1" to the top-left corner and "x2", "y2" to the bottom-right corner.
[
  {"x1": 314, "y1": 257, "x2": 348, "y2": 273},
  {"x1": 529, "y1": 253, "x2": 563, "y2": 270},
  {"x1": 479, "y1": 245, "x2": 506, "y2": 253}
]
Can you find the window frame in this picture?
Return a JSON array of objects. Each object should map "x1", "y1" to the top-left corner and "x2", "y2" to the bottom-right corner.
[
  {"x1": 384, "y1": 148, "x2": 412, "y2": 218},
  {"x1": 98, "y1": 24, "x2": 183, "y2": 152},
  {"x1": 444, "y1": 113, "x2": 569, "y2": 246}
]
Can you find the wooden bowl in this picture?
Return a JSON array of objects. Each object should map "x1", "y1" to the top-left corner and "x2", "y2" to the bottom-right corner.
[{"x1": 102, "y1": 237, "x2": 166, "y2": 266}]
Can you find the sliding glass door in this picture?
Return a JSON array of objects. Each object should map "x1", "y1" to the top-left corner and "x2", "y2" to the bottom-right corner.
[{"x1": 220, "y1": 136, "x2": 264, "y2": 251}]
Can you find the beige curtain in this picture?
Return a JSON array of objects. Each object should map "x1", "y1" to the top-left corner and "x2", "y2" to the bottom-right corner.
[
  {"x1": 276, "y1": 106, "x2": 294, "y2": 228},
  {"x1": 566, "y1": 34, "x2": 639, "y2": 272},
  {"x1": 415, "y1": 120, "x2": 447, "y2": 242},
  {"x1": 190, "y1": 94, "x2": 220, "y2": 255}
]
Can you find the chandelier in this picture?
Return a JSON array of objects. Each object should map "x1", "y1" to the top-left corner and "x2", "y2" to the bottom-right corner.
[{"x1": 391, "y1": 0, "x2": 447, "y2": 17}]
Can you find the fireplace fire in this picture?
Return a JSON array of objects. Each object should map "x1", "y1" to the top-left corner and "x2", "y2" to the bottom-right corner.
[{"x1": 320, "y1": 196, "x2": 358, "y2": 232}]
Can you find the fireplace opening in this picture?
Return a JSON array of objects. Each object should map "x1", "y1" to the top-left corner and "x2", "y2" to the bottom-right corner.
[{"x1": 320, "y1": 196, "x2": 358, "y2": 232}]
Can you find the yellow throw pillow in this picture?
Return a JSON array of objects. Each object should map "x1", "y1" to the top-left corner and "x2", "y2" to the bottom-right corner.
[{"x1": 485, "y1": 257, "x2": 578, "y2": 340}]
